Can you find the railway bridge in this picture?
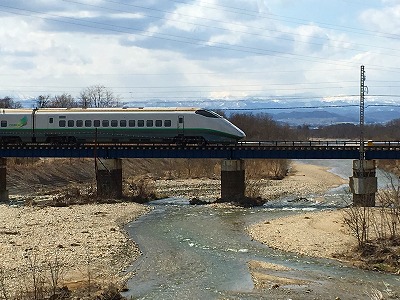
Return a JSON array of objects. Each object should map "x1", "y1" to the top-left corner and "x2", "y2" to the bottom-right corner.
[{"x1": 1, "y1": 140, "x2": 398, "y2": 205}]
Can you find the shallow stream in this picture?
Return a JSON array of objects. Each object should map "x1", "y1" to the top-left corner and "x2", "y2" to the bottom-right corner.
[{"x1": 123, "y1": 160, "x2": 400, "y2": 299}]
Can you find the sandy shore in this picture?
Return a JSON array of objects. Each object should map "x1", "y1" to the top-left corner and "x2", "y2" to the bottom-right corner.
[
  {"x1": 0, "y1": 202, "x2": 150, "y2": 294},
  {"x1": 248, "y1": 210, "x2": 354, "y2": 259},
  {"x1": 248, "y1": 162, "x2": 354, "y2": 260}
]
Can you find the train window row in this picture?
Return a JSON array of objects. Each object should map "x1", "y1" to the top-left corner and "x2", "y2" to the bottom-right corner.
[
  {"x1": 0, "y1": 119, "x2": 174, "y2": 128},
  {"x1": 57, "y1": 119, "x2": 172, "y2": 128}
]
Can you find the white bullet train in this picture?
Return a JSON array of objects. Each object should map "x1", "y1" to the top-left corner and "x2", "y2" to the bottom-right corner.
[{"x1": 0, "y1": 107, "x2": 245, "y2": 144}]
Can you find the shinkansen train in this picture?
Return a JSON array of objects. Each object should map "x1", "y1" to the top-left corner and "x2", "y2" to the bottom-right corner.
[{"x1": 0, "y1": 107, "x2": 245, "y2": 144}]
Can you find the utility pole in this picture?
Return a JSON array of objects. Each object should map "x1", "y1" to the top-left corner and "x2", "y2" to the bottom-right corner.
[
  {"x1": 359, "y1": 65, "x2": 366, "y2": 175},
  {"x1": 349, "y1": 65, "x2": 377, "y2": 206}
]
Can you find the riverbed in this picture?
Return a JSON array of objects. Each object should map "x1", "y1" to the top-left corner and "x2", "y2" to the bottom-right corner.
[{"x1": 123, "y1": 160, "x2": 400, "y2": 299}]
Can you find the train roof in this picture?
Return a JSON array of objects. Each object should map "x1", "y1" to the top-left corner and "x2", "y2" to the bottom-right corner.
[{"x1": 1, "y1": 107, "x2": 203, "y2": 113}]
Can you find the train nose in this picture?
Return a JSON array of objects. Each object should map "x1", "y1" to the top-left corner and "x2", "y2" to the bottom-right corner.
[
  {"x1": 236, "y1": 127, "x2": 246, "y2": 138},
  {"x1": 229, "y1": 123, "x2": 245, "y2": 139},
  {"x1": 222, "y1": 118, "x2": 246, "y2": 139}
]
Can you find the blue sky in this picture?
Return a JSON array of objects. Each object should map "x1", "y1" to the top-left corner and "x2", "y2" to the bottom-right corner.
[{"x1": 0, "y1": 0, "x2": 399, "y2": 106}]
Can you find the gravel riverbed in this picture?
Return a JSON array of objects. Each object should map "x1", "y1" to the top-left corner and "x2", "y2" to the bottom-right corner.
[
  {"x1": 0, "y1": 202, "x2": 150, "y2": 293},
  {"x1": 0, "y1": 161, "x2": 348, "y2": 295}
]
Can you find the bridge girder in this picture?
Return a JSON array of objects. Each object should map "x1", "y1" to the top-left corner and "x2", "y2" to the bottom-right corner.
[{"x1": 0, "y1": 144, "x2": 395, "y2": 159}]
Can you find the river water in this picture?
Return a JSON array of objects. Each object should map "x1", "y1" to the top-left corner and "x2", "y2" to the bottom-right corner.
[{"x1": 123, "y1": 160, "x2": 400, "y2": 299}]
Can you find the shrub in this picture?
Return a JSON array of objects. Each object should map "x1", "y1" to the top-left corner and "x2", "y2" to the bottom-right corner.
[{"x1": 125, "y1": 177, "x2": 157, "y2": 203}]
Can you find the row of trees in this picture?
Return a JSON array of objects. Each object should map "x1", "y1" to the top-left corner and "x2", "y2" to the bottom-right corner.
[
  {"x1": 1, "y1": 85, "x2": 120, "y2": 109},
  {"x1": 224, "y1": 112, "x2": 310, "y2": 141},
  {"x1": 309, "y1": 120, "x2": 400, "y2": 140},
  {"x1": 0, "y1": 96, "x2": 22, "y2": 109}
]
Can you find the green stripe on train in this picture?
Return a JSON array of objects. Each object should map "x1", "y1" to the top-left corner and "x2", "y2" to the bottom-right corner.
[{"x1": 0, "y1": 127, "x2": 240, "y2": 139}]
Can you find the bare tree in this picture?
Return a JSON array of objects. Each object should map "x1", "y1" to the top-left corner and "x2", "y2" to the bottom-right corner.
[
  {"x1": 228, "y1": 112, "x2": 303, "y2": 141},
  {"x1": 79, "y1": 85, "x2": 119, "y2": 108},
  {"x1": 269, "y1": 159, "x2": 290, "y2": 179},
  {"x1": 36, "y1": 95, "x2": 51, "y2": 108},
  {"x1": 0, "y1": 96, "x2": 22, "y2": 108},
  {"x1": 47, "y1": 249, "x2": 65, "y2": 297},
  {"x1": 343, "y1": 205, "x2": 371, "y2": 249},
  {"x1": 50, "y1": 93, "x2": 77, "y2": 108},
  {"x1": 23, "y1": 248, "x2": 46, "y2": 300},
  {"x1": 374, "y1": 172, "x2": 400, "y2": 241}
]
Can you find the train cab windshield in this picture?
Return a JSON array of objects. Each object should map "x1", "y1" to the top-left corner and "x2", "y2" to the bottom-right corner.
[{"x1": 195, "y1": 109, "x2": 221, "y2": 118}]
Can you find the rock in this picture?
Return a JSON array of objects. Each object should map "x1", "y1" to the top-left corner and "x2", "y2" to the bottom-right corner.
[
  {"x1": 189, "y1": 198, "x2": 209, "y2": 205},
  {"x1": 216, "y1": 196, "x2": 266, "y2": 207},
  {"x1": 271, "y1": 284, "x2": 280, "y2": 289},
  {"x1": 288, "y1": 197, "x2": 308, "y2": 203}
]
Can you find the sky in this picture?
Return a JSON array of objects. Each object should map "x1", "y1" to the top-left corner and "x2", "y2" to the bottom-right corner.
[{"x1": 0, "y1": 0, "x2": 400, "y2": 107}]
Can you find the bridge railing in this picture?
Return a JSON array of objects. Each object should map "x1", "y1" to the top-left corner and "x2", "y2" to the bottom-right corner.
[
  {"x1": 237, "y1": 140, "x2": 358, "y2": 147},
  {"x1": 237, "y1": 140, "x2": 400, "y2": 148}
]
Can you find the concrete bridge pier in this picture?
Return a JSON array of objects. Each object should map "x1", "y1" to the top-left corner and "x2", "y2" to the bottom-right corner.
[
  {"x1": 96, "y1": 158, "x2": 123, "y2": 198},
  {"x1": 221, "y1": 159, "x2": 245, "y2": 201},
  {"x1": 349, "y1": 159, "x2": 377, "y2": 206},
  {"x1": 0, "y1": 158, "x2": 9, "y2": 202}
]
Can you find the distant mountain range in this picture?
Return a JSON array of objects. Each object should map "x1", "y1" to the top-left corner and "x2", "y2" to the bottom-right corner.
[
  {"x1": 272, "y1": 110, "x2": 356, "y2": 126},
  {"x1": 20, "y1": 97, "x2": 400, "y2": 126},
  {"x1": 268, "y1": 108, "x2": 400, "y2": 126}
]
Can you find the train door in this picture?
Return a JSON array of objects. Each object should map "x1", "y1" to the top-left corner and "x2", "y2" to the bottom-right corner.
[
  {"x1": 47, "y1": 117, "x2": 55, "y2": 129},
  {"x1": 44, "y1": 115, "x2": 57, "y2": 143},
  {"x1": 177, "y1": 115, "x2": 184, "y2": 136}
]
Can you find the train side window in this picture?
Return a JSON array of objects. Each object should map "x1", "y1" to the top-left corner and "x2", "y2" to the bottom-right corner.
[
  {"x1": 111, "y1": 120, "x2": 118, "y2": 127},
  {"x1": 1, "y1": 121, "x2": 7, "y2": 127},
  {"x1": 85, "y1": 120, "x2": 92, "y2": 127},
  {"x1": 76, "y1": 120, "x2": 83, "y2": 127},
  {"x1": 155, "y1": 120, "x2": 162, "y2": 127},
  {"x1": 138, "y1": 120, "x2": 144, "y2": 127},
  {"x1": 59, "y1": 120, "x2": 66, "y2": 127},
  {"x1": 102, "y1": 120, "x2": 109, "y2": 127},
  {"x1": 120, "y1": 120, "x2": 127, "y2": 127},
  {"x1": 68, "y1": 120, "x2": 74, "y2": 127},
  {"x1": 164, "y1": 120, "x2": 171, "y2": 127},
  {"x1": 49, "y1": 118, "x2": 54, "y2": 124},
  {"x1": 94, "y1": 120, "x2": 100, "y2": 127},
  {"x1": 146, "y1": 120, "x2": 153, "y2": 127},
  {"x1": 128, "y1": 120, "x2": 135, "y2": 127}
]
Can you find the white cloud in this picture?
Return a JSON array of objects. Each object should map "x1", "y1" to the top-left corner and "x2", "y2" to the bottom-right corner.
[
  {"x1": 360, "y1": 5, "x2": 400, "y2": 34},
  {"x1": 0, "y1": 0, "x2": 399, "y2": 103}
]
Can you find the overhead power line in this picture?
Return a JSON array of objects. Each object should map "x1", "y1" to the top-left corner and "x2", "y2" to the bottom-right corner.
[
  {"x1": 0, "y1": 3, "x2": 399, "y2": 70},
  {"x1": 218, "y1": 103, "x2": 400, "y2": 111},
  {"x1": 63, "y1": 0, "x2": 400, "y2": 57},
  {"x1": 166, "y1": 0, "x2": 400, "y2": 41},
  {"x1": 221, "y1": 104, "x2": 360, "y2": 111},
  {"x1": 0, "y1": 68, "x2": 357, "y2": 77}
]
